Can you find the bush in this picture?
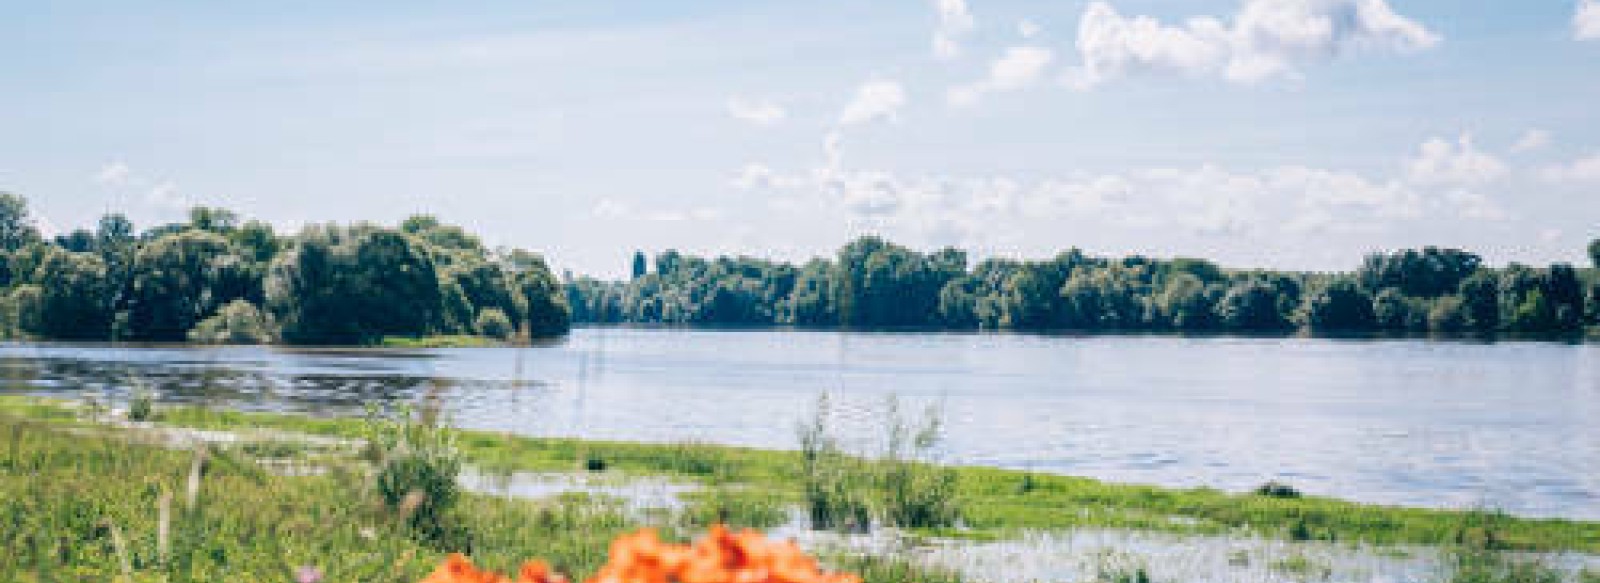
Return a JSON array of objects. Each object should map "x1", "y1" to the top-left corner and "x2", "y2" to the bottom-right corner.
[
  {"x1": 1254, "y1": 481, "x2": 1302, "y2": 499},
  {"x1": 475, "y1": 308, "x2": 515, "y2": 340},
  {"x1": 128, "y1": 389, "x2": 156, "y2": 422},
  {"x1": 877, "y1": 397, "x2": 960, "y2": 529},
  {"x1": 366, "y1": 406, "x2": 465, "y2": 547},
  {"x1": 797, "y1": 395, "x2": 872, "y2": 532},
  {"x1": 187, "y1": 299, "x2": 275, "y2": 344}
]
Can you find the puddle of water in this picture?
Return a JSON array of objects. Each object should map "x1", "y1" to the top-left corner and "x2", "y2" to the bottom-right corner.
[{"x1": 458, "y1": 468, "x2": 699, "y2": 517}]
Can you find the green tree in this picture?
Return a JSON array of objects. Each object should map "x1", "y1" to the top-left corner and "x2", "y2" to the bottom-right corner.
[
  {"x1": 0, "y1": 192, "x2": 40, "y2": 252},
  {"x1": 30, "y1": 249, "x2": 114, "y2": 339},
  {"x1": 1155, "y1": 273, "x2": 1218, "y2": 330},
  {"x1": 126, "y1": 230, "x2": 252, "y2": 341},
  {"x1": 188, "y1": 299, "x2": 275, "y2": 344},
  {"x1": 1218, "y1": 279, "x2": 1291, "y2": 331},
  {"x1": 507, "y1": 249, "x2": 571, "y2": 338},
  {"x1": 474, "y1": 307, "x2": 514, "y2": 340},
  {"x1": 267, "y1": 225, "x2": 443, "y2": 344},
  {"x1": 1299, "y1": 277, "x2": 1376, "y2": 331},
  {"x1": 631, "y1": 251, "x2": 648, "y2": 280}
]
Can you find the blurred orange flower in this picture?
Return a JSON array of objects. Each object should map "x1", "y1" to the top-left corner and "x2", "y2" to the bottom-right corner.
[{"x1": 419, "y1": 527, "x2": 860, "y2": 583}]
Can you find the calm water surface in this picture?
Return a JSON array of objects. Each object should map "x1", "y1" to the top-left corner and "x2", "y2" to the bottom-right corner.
[{"x1": 2, "y1": 328, "x2": 1596, "y2": 520}]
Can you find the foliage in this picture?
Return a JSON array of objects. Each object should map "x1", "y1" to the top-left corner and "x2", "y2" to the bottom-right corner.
[
  {"x1": 877, "y1": 398, "x2": 961, "y2": 529},
  {"x1": 797, "y1": 395, "x2": 872, "y2": 532},
  {"x1": 474, "y1": 308, "x2": 515, "y2": 340},
  {"x1": 366, "y1": 407, "x2": 466, "y2": 547},
  {"x1": 566, "y1": 237, "x2": 1598, "y2": 339},
  {"x1": 187, "y1": 299, "x2": 276, "y2": 344},
  {"x1": 0, "y1": 195, "x2": 570, "y2": 344}
]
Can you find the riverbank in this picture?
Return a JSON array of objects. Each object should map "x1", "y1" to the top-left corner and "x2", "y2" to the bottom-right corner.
[
  {"x1": 5, "y1": 395, "x2": 1599, "y2": 582},
  {"x1": 4, "y1": 395, "x2": 1596, "y2": 553}
]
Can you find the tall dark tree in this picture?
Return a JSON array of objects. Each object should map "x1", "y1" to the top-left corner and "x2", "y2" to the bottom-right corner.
[
  {"x1": 631, "y1": 251, "x2": 648, "y2": 280},
  {"x1": 0, "y1": 193, "x2": 40, "y2": 252},
  {"x1": 125, "y1": 230, "x2": 252, "y2": 341},
  {"x1": 1300, "y1": 277, "x2": 1376, "y2": 331},
  {"x1": 30, "y1": 248, "x2": 113, "y2": 339},
  {"x1": 267, "y1": 226, "x2": 443, "y2": 344}
]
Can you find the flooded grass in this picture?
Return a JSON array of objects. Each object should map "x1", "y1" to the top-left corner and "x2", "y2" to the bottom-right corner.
[
  {"x1": 6, "y1": 395, "x2": 1600, "y2": 582},
  {"x1": 35, "y1": 395, "x2": 1595, "y2": 554},
  {"x1": 0, "y1": 406, "x2": 957, "y2": 583}
]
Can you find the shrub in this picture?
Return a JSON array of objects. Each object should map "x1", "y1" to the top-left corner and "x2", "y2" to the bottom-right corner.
[
  {"x1": 128, "y1": 389, "x2": 156, "y2": 422},
  {"x1": 475, "y1": 308, "x2": 514, "y2": 340},
  {"x1": 187, "y1": 299, "x2": 275, "y2": 344},
  {"x1": 877, "y1": 397, "x2": 960, "y2": 529},
  {"x1": 797, "y1": 395, "x2": 872, "y2": 532},
  {"x1": 1254, "y1": 481, "x2": 1301, "y2": 499},
  {"x1": 366, "y1": 406, "x2": 465, "y2": 547}
]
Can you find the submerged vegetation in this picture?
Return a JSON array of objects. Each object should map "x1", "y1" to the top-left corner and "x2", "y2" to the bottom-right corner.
[
  {"x1": 569, "y1": 238, "x2": 1600, "y2": 338},
  {"x1": 0, "y1": 193, "x2": 570, "y2": 345}
]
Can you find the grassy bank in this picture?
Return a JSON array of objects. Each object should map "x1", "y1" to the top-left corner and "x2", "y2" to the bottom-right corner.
[
  {"x1": 4, "y1": 395, "x2": 1596, "y2": 555},
  {"x1": 0, "y1": 400, "x2": 964, "y2": 583}
]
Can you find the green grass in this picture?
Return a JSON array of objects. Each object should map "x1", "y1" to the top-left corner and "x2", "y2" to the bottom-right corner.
[
  {"x1": 6, "y1": 395, "x2": 1600, "y2": 555},
  {"x1": 377, "y1": 335, "x2": 503, "y2": 348},
  {"x1": 0, "y1": 403, "x2": 958, "y2": 583}
]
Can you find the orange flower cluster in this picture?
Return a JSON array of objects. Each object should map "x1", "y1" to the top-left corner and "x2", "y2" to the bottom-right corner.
[
  {"x1": 420, "y1": 554, "x2": 565, "y2": 583},
  {"x1": 590, "y1": 526, "x2": 861, "y2": 583},
  {"x1": 419, "y1": 527, "x2": 861, "y2": 583}
]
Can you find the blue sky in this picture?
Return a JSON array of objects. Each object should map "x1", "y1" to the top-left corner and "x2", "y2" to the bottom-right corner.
[{"x1": 2, "y1": 0, "x2": 1597, "y2": 277}]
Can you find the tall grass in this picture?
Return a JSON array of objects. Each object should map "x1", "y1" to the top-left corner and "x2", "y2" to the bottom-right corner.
[
  {"x1": 798, "y1": 394, "x2": 873, "y2": 532},
  {"x1": 364, "y1": 405, "x2": 467, "y2": 548},
  {"x1": 797, "y1": 394, "x2": 961, "y2": 532}
]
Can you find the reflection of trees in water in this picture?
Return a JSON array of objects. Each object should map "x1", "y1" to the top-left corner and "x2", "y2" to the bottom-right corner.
[{"x1": 0, "y1": 356, "x2": 547, "y2": 415}]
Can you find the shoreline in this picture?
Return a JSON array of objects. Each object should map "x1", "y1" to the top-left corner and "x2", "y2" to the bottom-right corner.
[{"x1": 3, "y1": 394, "x2": 1595, "y2": 554}]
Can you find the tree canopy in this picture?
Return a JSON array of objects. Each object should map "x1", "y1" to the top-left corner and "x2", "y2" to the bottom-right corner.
[{"x1": 0, "y1": 195, "x2": 569, "y2": 345}]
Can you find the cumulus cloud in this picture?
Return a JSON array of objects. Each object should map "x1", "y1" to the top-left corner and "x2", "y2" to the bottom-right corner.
[
  {"x1": 1510, "y1": 129, "x2": 1551, "y2": 154},
  {"x1": 1541, "y1": 152, "x2": 1600, "y2": 184},
  {"x1": 1405, "y1": 134, "x2": 1507, "y2": 186},
  {"x1": 1577, "y1": 0, "x2": 1600, "y2": 40},
  {"x1": 1019, "y1": 19, "x2": 1042, "y2": 39},
  {"x1": 1065, "y1": 0, "x2": 1439, "y2": 89},
  {"x1": 95, "y1": 161, "x2": 131, "y2": 185},
  {"x1": 838, "y1": 80, "x2": 907, "y2": 126},
  {"x1": 948, "y1": 46, "x2": 1055, "y2": 105},
  {"x1": 732, "y1": 130, "x2": 1514, "y2": 251},
  {"x1": 592, "y1": 198, "x2": 631, "y2": 218},
  {"x1": 726, "y1": 96, "x2": 786, "y2": 126},
  {"x1": 932, "y1": 0, "x2": 976, "y2": 59},
  {"x1": 143, "y1": 181, "x2": 189, "y2": 210}
]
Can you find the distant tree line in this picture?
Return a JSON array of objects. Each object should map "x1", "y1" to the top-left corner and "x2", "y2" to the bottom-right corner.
[
  {"x1": 568, "y1": 236, "x2": 1600, "y2": 338},
  {"x1": 0, "y1": 193, "x2": 569, "y2": 344}
]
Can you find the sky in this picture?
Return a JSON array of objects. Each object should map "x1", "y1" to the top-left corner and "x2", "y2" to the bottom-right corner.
[{"x1": 1, "y1": 0, "x2": 1597, "y2": 278}]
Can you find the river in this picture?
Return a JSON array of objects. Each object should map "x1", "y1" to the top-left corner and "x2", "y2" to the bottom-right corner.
[{"x1": 1, "y1": 327, "x2": 1595, "y2": 520}]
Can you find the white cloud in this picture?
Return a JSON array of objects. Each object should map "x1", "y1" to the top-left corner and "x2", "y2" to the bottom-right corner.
[
  {"x1": 1019, "y1": 19, "x2": 1042, "y2": 39},
  {"x1": 734, "y1": 130, "x2": 1514, "y2": 250},
  {"x1": 94, "y1": 161, "x2": 131, "y2": 185},
  {"x1": 1541, "y1": 152, "x2": 1600, "y2": 184},
  {"x1": 1510, "y1": 129, "x2": 1551, "y2": 154},
  {"x1": 1405, "y1": 134, "x2": 1507, "y2": 186},
  {"x1": 949, "y1": 46, "x2": 1055, "y2": 105},
  {"x1": 592, "y1": 198, "x2": 723, "y2": 223},
  {"x1": 143, "y1": 181, "x2": 189, "y2": 210},
  {"x1": 1577, "y1": 0, "x2": 1600, "y2": 40},
  {"x1": 838, "y1": 80, "x2": 907, "y2": 126},
  {"x1": 592, "y1": 198, "x2": 631, "y2": 218},
  {"x1": 932, "y1": 0, "x2": 976, "y2": 59},
  {"x1": 726, "y1": 96, "x2": 786, "y2": 126},
  {"x1": 1065, "y1": 0, "x2": 1439, "y2": 89}
]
